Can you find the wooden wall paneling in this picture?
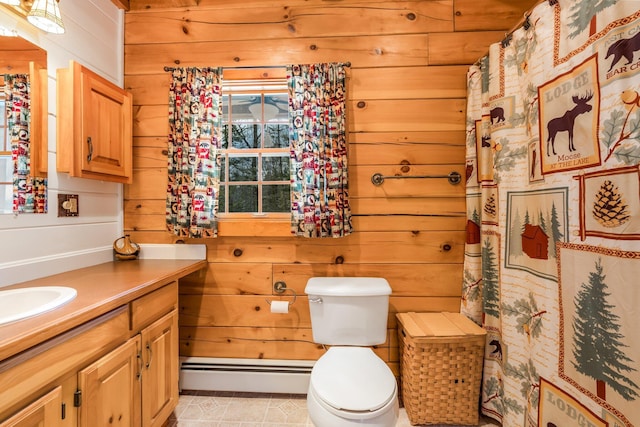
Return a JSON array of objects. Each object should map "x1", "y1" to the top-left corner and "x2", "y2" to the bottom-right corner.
[
  {"x1": 349, "y1": 140, "x2": 465, "y2": 166},
  {"x1": 124, "y1": 34, "x2": 429, "y2": 75},
  {"x1": 351, "y1": 66, "x2": 467, "y2": 100},
  {"x1": 453, "y1": 0, "x2": 538, "y2": 31},
  {"x1": 351, "y1": 215, "x2": 465, "y2": 232},
  {"x1": 204, "y1": 233, "x2": 463, "y2": 264},
  {"x1": 180, "y1": 326, "x2": 320, "y2": 359},
  {"x1": 272, "y1": 264, "x2": 463, "y2": 297},
  {"x1": 351, "y1": 197, "x2": 465, "y2": 216},
  {"x1": 129, "y1": 0, "x2": 449, "y2": 11},
  {"x1": 350, "y1": 99, "x2": 466, "y2": 132},
  {"x1": 180, "y1": 263, "x2": 273, "y2": 295},
  {"x1": 428, "y1": 31, "x2": 504, "y2": 65},
  {"x1": 125, "y1": 169, "x2": 166, "y2": 198},
  {"x1": 349, "y1": 130, "x2": 466, "y2": 145},
  {"x1": 124, "y1": 2, "x2": 453, "y2": 45},
  {"x1": 179, "y1": 295, "x2": 311, "y2": 327},
  {"x1": 351, "y1": 165, "x2": 466, "y2": 198},
  {"x1": 126, "y1": 74, "x2": 170, "y2": 105},
  {"x1": 123, "y1": 0, "x2": 535, "y2": 369},
  {"x1": 133, "y1": 146, "x2": 166, "y2": 168}
]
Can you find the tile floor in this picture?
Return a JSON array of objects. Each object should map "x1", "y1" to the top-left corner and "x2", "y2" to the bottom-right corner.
[{"x1": 165, "y1": 390, "x2": 501, "y2": 427}]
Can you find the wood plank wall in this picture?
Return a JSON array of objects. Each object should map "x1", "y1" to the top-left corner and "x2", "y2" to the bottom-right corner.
[{"x1": 123, "y1": 0, "x2": 535, "y2": 376}]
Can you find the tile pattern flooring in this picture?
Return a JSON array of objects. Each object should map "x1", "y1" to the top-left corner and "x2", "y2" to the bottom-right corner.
[{"x1": 165, "y1": 390, "x2": 501, "y2": 427}]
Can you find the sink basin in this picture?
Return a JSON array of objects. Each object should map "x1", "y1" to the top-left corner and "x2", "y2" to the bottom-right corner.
[{"x1": 0, "y1": 286, "x2": 77, "y2": 326}]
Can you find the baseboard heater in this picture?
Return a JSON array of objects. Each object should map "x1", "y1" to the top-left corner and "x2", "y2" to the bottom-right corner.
[{"x1": 180, "y1": 357, "x2": 315, "y2": 394}]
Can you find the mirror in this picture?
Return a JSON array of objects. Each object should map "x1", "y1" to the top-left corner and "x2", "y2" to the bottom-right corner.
[{"x1": 0, "y1": 34, "x2": 47, "y2": 214}]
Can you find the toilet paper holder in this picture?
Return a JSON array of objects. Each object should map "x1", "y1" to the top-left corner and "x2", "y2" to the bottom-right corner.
[{"x1": 265, "y1": 281, "x2": 297, "y2": 307}]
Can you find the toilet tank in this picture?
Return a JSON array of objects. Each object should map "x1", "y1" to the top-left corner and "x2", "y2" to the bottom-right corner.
[{"x1": 305, "y1": 277, "x2": 391, "y2": 346}]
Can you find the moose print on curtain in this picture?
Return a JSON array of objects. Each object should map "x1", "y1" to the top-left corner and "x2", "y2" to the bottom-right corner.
[{"x1": 463, "y1": 1, "x2": 640, "y2": 426}]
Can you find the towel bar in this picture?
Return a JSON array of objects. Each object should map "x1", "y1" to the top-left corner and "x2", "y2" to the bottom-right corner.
[{"x1": 371, "y1": 171, "x2": 462, "y2": 186}]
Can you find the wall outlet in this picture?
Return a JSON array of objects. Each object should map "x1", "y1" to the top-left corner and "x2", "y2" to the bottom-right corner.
[{"x1": 58, "y1": 194, "x2": 79, "y2": 217}]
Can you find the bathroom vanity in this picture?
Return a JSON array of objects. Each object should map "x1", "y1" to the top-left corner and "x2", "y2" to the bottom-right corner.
[{"x1": 0, "y1": 259, "x2": 206, "y2": 427}]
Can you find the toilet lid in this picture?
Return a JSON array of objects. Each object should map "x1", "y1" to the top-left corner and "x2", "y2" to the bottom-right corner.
[{"x1": 310, "y1": 347, "x2": 396, "y2": 412}]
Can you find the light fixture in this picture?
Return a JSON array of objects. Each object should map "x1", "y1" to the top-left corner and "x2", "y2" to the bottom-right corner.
[
  {"x1": 249, "y1": 102, "x2": 279, "y2": 122},
  {"x1": 27, "y1": 0, "x2": 64, "y2": 34}
]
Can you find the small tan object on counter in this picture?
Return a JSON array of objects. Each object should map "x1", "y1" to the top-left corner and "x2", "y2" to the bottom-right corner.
[
  {"x1": 113, "y1": 234, "x2": 140, "y2": 260},
  {"x1": 397, "y1": 312, "x2": 486, "y2": 426}
]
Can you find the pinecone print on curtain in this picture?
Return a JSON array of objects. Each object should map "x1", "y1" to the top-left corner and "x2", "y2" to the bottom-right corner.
[
  {"x1": 484, "y1": 194, "x2": 497, "y2": 218},
  {"x1": 592, "y1": 180, "x2": 630, "y2": 228}
]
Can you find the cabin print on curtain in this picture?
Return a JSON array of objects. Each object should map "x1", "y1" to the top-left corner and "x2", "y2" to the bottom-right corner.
[{"x1": 463, "y1": 1, "x2": 640, "y2": 426}]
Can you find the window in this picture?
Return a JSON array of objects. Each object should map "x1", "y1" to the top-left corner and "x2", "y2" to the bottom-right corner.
[
  {"x1": 219, "y1": 79, "x2": 290, "y2": 217},
  {"x1": 0, "y1": 88, "x2": 12, "y2": 214}
]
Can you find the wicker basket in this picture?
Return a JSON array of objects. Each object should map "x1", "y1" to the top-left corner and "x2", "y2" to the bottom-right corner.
[{"x1": 397, "y1": 312, "x2": 486, "y2": 426}]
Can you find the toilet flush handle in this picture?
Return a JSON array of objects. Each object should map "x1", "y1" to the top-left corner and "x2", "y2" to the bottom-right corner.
[{"x1": 309, "y1": 296, "x2": 323, "y2": 304}]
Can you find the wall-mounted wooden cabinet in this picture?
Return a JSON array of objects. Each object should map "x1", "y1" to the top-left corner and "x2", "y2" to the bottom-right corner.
[{"x1": 57, "y1": 60, "x2": 133, "y2": 184}]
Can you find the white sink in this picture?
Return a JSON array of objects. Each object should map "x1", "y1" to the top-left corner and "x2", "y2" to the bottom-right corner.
[{"x1": 0, "y1": 286, "x2": 77, "y2": 326}]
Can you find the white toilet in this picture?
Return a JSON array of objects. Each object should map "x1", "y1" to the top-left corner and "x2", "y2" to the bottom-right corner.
[{"x1": 305, "y1": 277, "x2": 399, "y2": 427}]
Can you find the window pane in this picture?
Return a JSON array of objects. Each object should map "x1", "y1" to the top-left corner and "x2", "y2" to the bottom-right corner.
[
  {"x1": 218, "y1": 186, "x2": 226, "y2": 213},
  {"x1": 232, "y1": 94, "x2": 260, "y2": 123},
  {"x1": 264, "y1": 124, "x2": 289, "y2": 148},
  {"x1": 222, "y1": 95, "x2": 229, "y2": 122},
  {"x1": 220, "y1": 155, "x2": 226, "y2": 182},
  {"x1": 221, "y1": 124, "x2": 230, "y2": 150},
  {"x1": 263, "y1": 185, "x2": 290, "y2": 213},
  {"x1": 262, "y1": 155, "x2": 289, "y2": 181},
  {"x1": 231, "y1": 124, "x2": 260, "y2": 149},
  {"x1": 229, "y1": 156, "x2": 257, "y2": 181},
  {"x1": 0, "y1": 184, "x2": 12, "y2": 214},
  {"x1": 0, "y1": 156, "x2": 11, "y2": 182},
  {"x1": 229, "y1": 185, "x2": 257, "y2": 212},
  {"x1": 265, "y1": 94, "x2": 288, "y2": 122}
]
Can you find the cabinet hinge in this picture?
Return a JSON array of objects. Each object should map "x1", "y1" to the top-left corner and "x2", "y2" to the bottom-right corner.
[
  {"x1": 61, "y1": 402, "x2": 66, "y2": 419},
  {"x1": 74, "y1": 390, "x2": 82, "y2": 407}
]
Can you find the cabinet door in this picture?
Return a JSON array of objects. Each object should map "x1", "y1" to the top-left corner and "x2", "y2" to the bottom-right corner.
[
  {"x1": 80, "y1": 68, "x2": 132, "y2": 180},
  {"x1": 0, "y1": 386, "x2": 62, "y2": 427},
  {"x1": 77, "y1": 338, "x2": 141, "y2": 427},
  {"x1": 140, "y1": 310, "x2": 178, "y2": 427}
]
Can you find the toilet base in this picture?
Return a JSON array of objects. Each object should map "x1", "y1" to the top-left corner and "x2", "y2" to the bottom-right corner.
[{"x1": 307, "y1": 385, "x2": 398, "y2": 427}]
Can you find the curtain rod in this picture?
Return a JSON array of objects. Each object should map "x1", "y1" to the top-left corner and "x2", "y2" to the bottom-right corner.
[
  {"x1": 163, "y1": 62, "x2": 351, "y2": 72},
  {"x1": 474, "y1": 0, "x2": 555, "y2": 65},
  {"x1": 501, "y1": 0, "x2": 556, "y2": 47}
]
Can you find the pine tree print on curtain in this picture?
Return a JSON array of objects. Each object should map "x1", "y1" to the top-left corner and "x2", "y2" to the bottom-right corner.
[
  {"x1": 287, "y1": 63, "x2": 352, "y2": 238},
  {"x1": 166, "y1": 67, "x2": 223, "y2": 238}
]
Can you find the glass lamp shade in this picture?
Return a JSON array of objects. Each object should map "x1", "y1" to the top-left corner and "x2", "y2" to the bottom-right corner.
[
  {"x1": 0, "y1": 0, "x2": 22, "y2": 6},
  {"x1": 27, "y1": 0, "x2": 65, "y2": 34}
]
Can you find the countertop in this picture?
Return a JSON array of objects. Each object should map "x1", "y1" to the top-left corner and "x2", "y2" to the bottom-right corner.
[{"x1": 0, "y1": 259, "x2": 207, "y2": 362}]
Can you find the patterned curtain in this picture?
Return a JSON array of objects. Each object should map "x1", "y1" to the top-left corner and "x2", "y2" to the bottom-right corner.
[
  {"x1": 463, "y1": 1, "x2": 640, "y2": 426},
  {"x1": 287, "y1": 63, "x2": 352, "y2": 238},
  {"x1": 166, "y1": 67, "x2": 223, "y2": 238},
  {"x1": 5, "y1": 74, "x2": 47, "y2": 214}
]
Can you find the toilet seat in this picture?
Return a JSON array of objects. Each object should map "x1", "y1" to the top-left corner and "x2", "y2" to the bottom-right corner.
[{"x1": 310, "y1": 347, "x2": 397, "y2": 414}]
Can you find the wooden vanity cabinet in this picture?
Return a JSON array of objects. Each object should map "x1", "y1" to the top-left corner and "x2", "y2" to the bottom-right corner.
[
  {"x1": 76, "y1": 282, "x2": 179, "y2": 427},
  {"x1": 0, "y1": 307, "x2": 130, "y2": 427},
  {"x1": 0, "y1": 387, "x2": 62, "y2": 427},
  {"x1": 57, "y1": 60, "x2": 133, "y2": 183},
  {"x1": 1, "y1": 281, "x2": 180, "y2": 427}
]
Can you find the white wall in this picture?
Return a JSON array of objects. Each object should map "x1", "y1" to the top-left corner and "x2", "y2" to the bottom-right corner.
[{"x1": 0, "y1": 0, "x2": 124, "y2": 287}]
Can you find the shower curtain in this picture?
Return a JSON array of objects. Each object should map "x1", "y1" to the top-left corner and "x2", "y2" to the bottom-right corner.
[{"x1": 462, "y1": 1, "x2": 640, "y2": 426}]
